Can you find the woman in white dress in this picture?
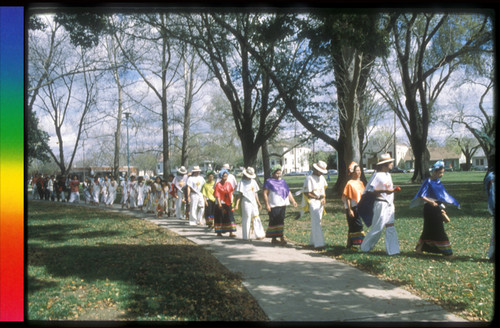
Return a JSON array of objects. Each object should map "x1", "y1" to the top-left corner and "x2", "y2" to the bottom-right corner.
[
  {"x1": 128, "y1": 175, "x2": 138, "y2": 209},
  {"x1": 136, "y1": 176, "x2": 146, "y2": 211},
  {"x1": 303, "y1": 161, "x2": 328, "y2": 249},
  {"x1": 100, "y1": 175, "x2": 109, "y2": 205},
  {"x1": 234, "y1": 167, "x2": 265, "y2": 240},
  {"x1": 106, "y1": 176, "x2": 118, "y2": 207},
  {"x1": 91, "y1": 176, "x2": 101, "y2": 206}
]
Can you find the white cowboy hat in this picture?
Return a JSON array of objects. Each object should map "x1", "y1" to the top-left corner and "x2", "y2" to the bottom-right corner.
[
  {"x1": 313, "y1": 160, "x2": 328, "y2": 174},
  {"x1": 191, "y1": 166, "x2": 201, "y2": 172},
  {"x1": 177, "y1": 166, "x2": 187, "y2": 174},
  {"x1": 377, "y1": 153, "x2": 395, "y2": 165},
  {"x1": 242, "y1": 167, "x2": 256, "y2": 179}
]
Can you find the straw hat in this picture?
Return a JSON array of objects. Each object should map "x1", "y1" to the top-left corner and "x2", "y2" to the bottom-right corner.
[
  {"x1": 348, "y1": 161, "x2": 359, "y2": 173},
  {"x1": 192, "y1": 166, "x2": 201, "y2": 172},
  {"x1": 377, "y1": 153, "x2": 395, "y2": 165},
  {"x1": 177, "y1": 166, "x2": 187, "y2": 175},
  {"x1": 242, "y1": 167, "x2": 256, "y2": 179},
  {"x1": 313, "y1": 160, "x2": 328, "y2": 174}
]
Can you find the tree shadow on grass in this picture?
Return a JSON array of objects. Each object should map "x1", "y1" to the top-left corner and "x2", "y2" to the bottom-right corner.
[
  {"x1": 27, "y1": 276, "x2": 59, "y2": 293},
  {"x1": 27, "y1": 243, "x2": 266, "y2": 321},
  {"x1": 28, "y1": 223, "x2": 123, "y2": 243}
]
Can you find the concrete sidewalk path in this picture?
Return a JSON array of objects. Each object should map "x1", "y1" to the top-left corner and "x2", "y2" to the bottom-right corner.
[{"x1": 144, "y1": 215, "x2": 466, "y2": 322}]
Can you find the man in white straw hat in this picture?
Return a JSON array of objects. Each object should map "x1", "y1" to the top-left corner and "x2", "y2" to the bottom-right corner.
[
  {"x1": 360, "y1": 153, "x2": 401, "y2": 255},
  {"x1": 303, "y1": 160, "x2": 328, "y2": 249},
  {"x1": 174, "y1": 166, "x2": 188, "y2": 219},
  {"x1": 235, "y1": 167, "x2": 265, "y2": 240},
  {"x1": 186, "y1": 166, "x2": 206, "y2": 226}
]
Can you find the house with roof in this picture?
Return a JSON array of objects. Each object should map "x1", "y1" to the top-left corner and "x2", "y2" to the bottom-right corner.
[
  {"x1": 403, "y1": 146, "x2": 465, "y2": 171},
  {"x1": 471, "y1": 147, "x2": 488, "y2": 170},
  {"x1": 362, "y1": 141, "x2": 410, "y2": 170},
  {"x1": 268, "y1": 144, "x2": 312, "y2": 174}
]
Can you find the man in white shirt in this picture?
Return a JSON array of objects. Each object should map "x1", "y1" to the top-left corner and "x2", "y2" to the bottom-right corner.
[
  {"x1": 360, "y1": 153, "x2": 400, "y2": 255},
  {"x1": 186, "y1": 166, "x2": 206, "y2": 225},
  {"x1": 303, "y1": 161, "x2": 328, "y2": 249}
]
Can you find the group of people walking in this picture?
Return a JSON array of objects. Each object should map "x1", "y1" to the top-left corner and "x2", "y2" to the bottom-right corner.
[
  {"x1": 30, "y1": 173, "x2": 82, "y2": 203},
  {"x1": 31, "y1": 152, "x2": 494, "y2": 260},
  {"x1": 341, "y1": 153, "x2": 462, "y2": 259}
]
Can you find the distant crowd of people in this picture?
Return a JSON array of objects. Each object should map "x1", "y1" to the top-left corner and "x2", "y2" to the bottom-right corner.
[{"x1": 30, "y1": 154, "x2": 495, "y2": 261}]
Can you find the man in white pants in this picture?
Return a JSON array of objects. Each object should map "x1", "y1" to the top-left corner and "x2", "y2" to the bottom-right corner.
[
  {"x1": 304, "y1": 161, "x2": 328, "y2": 249},
  {"x1": 174, "y1": 166, "x2": 188, "y2": 219},
  {"x1": 360, "y1": 153, "x2": 400, "y2": 256},
  {"x1": 235, "y1": 167, "x2": 265, "y2": 240},
  {"x1": 186, "y1": 166, "x2": 206, "y2": 225}
]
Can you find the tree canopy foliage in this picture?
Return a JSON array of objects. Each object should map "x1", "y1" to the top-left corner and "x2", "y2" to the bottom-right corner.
[{"x1": 28, "y1": 8, "x2": 495, "y2": 184}]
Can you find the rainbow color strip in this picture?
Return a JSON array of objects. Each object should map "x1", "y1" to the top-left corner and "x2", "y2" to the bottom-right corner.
[{"x1": 0, "y1": 6, "x2": 24, "y2": 322}]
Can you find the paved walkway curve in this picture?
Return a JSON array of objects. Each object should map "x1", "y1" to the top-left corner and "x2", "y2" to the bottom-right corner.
[{"x1": 31, "y1": 198, "x2": 467, "y2": 322}]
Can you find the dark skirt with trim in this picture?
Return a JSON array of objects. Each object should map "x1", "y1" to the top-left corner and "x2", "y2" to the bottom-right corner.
[
  {"x1": 345, "y1": 206, "x2": 365, "y2": 246},
  {"x1": 205, "y1": 199, "x2": 215, "y2": 225},
  {"x1": 419, "y1": 202, "x2": 453, "y2": 255},
  {"x1": 266, "y1": 206, "x2": 286, "y2": 238},
  {"x1": 214, "y1": 203, "x2": 236, "y2": 233}
]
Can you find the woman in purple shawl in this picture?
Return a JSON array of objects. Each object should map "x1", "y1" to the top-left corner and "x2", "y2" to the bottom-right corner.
[
  {"x1": 263, "y1": 165, "x2": 298, "y2": 245},
  {"x1": 411, "y1": 161, "x2": 460, "y2": 258}
]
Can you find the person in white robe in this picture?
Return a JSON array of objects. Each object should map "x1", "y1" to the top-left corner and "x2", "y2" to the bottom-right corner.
[
  {"x1": 187, "y1": 166, "x2": 206, "y2": 225},
  {"x1": 234, "y1": 167, "x2": 265, "y2": 240}
]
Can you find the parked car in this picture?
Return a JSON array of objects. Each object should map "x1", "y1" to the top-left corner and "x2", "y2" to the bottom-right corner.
[
  {"x1": 285, "y1": 171, "x2": 307, "y2": 176},
  {"x1": 364, "y1": 169, "x2": 375, "y2": 174},
  {"x1": 328, "y1": 169, "x2": 338, "y2": 175},
  {"x1": 390, "y1": 166, "x2": 407, "y2": 173}
]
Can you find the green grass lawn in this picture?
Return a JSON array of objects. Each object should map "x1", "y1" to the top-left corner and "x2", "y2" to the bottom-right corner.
[
  {"x1": 27, "y1": 171, "x2": 494, "y2": 322},
  {"x1": 27, "y1": 203, "x2": 268, "y2": 321},
  {"x1": 280, "y1": 171, "x2": 494, "y2": 322}
]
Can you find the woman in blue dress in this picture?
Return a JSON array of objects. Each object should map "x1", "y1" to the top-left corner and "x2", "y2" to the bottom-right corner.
[{"x1": 410, "y1": 161, "x2": 460, "y2": 258}]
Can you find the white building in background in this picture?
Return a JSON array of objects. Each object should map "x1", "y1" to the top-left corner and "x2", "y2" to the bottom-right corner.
[
  {"x1": 362, "y1": 141, "x2": 410, "y2": 169},
  {"x1": 471, "y1": 148, "x2": 488, "y2": 170},
  {"x1": 268, "y1": 145, "x2": 312, "y2": 174}
]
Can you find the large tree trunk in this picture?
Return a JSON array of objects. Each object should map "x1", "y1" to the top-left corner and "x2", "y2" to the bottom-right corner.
[
  {"x1": 162, "y1": 96, "x2": 170, "y2": 177},
  {"x1": 332, "y1": 50, "x2": 366, "y2": 195},
  {"x1": 261, "y1": 141, "x2": 271, "y2": 181},
  {"x1": 181, "y1": 103, "x2": 191, "y2": 167},
  {"x1": 113, "y1": 75, "x2": 123, "y2": 180}
]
